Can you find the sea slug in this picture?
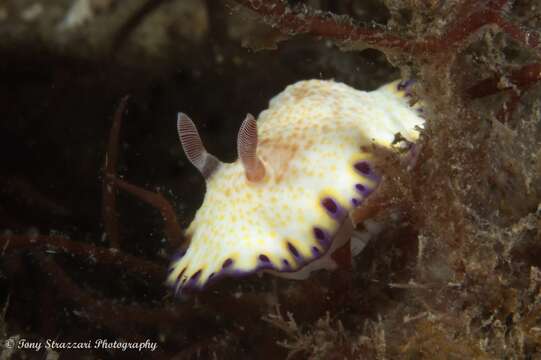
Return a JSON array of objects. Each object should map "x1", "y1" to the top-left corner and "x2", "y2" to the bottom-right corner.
[{"x1": 167, "y1": 79, "x2": 424, "y2": 294}]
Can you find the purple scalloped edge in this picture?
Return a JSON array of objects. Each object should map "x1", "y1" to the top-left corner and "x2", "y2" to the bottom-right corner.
[
  {"x1": 168, "y1": 176, "x2": 382, "y2": 296},
  {"x1": 397, "y1": 79, "x2": 416, "y2": 96},
  {"x1": 168, "y1": 222, "x2": 350, "y2": 295},
  {"x1": 354, "y1": 160, "x2": 381, "y2": 183}
]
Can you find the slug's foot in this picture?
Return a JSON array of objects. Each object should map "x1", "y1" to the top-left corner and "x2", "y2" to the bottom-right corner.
[{"x1": 350, "y1": 230, "x2": 370, "y2": 256}]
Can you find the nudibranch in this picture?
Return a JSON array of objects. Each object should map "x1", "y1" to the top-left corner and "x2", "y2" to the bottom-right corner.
[{"x1": 167, "y1": 79, "x2": 424, "y2": 293}]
